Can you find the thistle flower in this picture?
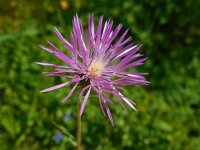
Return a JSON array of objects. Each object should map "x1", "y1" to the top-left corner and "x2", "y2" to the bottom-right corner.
[{"x1": 37, "y1": 15, "x2": 149, "y2": 125}]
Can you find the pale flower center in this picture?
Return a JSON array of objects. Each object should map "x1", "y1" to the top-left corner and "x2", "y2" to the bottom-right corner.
[{"x1": 87, "y1": 59, "x2": 105, "y2": 77}]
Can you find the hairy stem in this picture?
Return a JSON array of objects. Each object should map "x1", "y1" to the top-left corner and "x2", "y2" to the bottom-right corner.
[{"x1": 77, "y1": 98, "x2": 81, "y2": 150}]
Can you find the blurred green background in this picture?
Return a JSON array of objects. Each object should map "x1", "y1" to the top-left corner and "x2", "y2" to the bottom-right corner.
[{"x1": 0, "y1": 0, "x2": 200, "y2": 149}]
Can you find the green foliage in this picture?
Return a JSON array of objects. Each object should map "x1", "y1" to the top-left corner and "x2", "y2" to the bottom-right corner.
[{"x1": 0, "y1": 0, "x2": 200, "y2": 149}]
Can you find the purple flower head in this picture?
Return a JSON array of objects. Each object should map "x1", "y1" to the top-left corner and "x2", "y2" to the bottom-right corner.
[{"x1": 37, "y1": 14, "x2": 149, "y2": 125}]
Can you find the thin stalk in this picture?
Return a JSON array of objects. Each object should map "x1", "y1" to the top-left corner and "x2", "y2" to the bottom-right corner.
[{"x1": 77, "y1": 98, "x2": 81, "y2": 150}]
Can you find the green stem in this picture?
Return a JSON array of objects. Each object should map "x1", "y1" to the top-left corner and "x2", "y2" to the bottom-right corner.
[{"x1": 77, "y1": 98, "x2": 81, "y2": 150}]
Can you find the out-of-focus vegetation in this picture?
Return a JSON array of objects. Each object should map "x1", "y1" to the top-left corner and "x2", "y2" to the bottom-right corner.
[{"x1": 0, "y1": 0, "x2": 200, "y2": 149}]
